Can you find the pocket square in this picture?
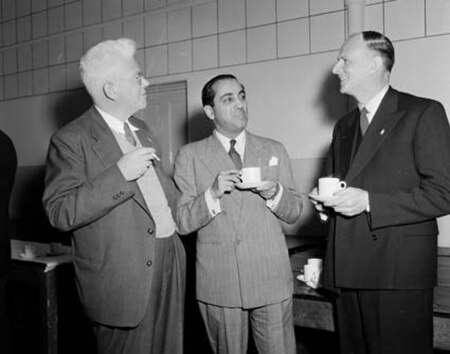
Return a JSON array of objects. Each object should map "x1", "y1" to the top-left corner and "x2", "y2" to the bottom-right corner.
[{"x1": 269, "y1": 156, "x2": 278, "y2": 166}]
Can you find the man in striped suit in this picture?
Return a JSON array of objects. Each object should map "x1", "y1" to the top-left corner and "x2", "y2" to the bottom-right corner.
[{"x1": 174, "y1": 74, "x2": 303, "y2": 354}]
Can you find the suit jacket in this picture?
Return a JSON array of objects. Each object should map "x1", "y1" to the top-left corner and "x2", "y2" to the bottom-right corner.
[
  {"x1": 0, "y1": 130, "x2": 17, "y2": 275},
  {"x1": 43, "y1": 107, "x2": 183, "y2": 327},
  {"x1": 174, "y1": 131, "x2": 302, "y2": 308},
  {"x1": 323, "y1": 87, "x2": 450, "y2": 290}
]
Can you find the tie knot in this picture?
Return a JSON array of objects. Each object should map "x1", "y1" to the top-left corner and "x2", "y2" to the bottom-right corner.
[{"x1": 230, "y1": 139, "x2": 237, "y2": 149}]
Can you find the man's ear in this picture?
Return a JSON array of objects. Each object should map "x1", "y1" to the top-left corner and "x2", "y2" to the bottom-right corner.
[
  {"x1": 372, "y1": 55, "x2": 384, "y2": 74},
  {"x1": 103, "y1": 81, "x2": 116, "y2": 101},
  {"x1": 203, "y1": 105, "x2": 215, "y2": 121}
]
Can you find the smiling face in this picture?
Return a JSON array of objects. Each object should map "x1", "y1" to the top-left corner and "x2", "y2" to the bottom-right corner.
[
  {"x1": 332, "y1": 34, "x2": 377, "y2": 102},
  {"x1": 204, "y1": 78, "x2": 248, "y2": 138},
  {"x1": 112, "y1": 57, "x2": 150, "y2": 116}
]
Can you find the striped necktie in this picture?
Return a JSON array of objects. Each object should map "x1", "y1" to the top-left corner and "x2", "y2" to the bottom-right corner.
[
  {"x1": 228, "y1": 139, "x2": 242, "y2": 169},
  {"x1": 360, "y1": 107, "x2": 369, "y2": 136},
  {"x1": 123, "y1": 122, "x2": 136, "y2": 146}
]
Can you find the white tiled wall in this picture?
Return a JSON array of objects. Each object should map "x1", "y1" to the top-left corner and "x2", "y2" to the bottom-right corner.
[
  {"x1": 218, "y1": 0, "x2": 246, "y2": 33},
  {"x1": 310, "y1": 0, "x2": 344, "y2": 16},
  {"x1": 193, "y1": 35, "x2": 218, "y2": 70},
  {"x1": 247, "y1": 0, "x2": 275, "y2": 27},
  {"x1": 192, "y1": 2, "x2": 217, "y2": 38},
  {"x1": 277, "y1": 18, "x2": 309, "y2": 58},
  {"x1": 427, "y1": 0, "x2": 450, "y2": 36},
  {"x1": 0, "y1": 0, "x2": 449, "y2": 100},
  {"x1": 385, "y1": 0, "x2": 425, "y2": 40},
  {"x1": 219, "y1": 30, "x2": 246, "y2": 66},
  {"x1": 277, "y1": 0, "x2": 308, "y2": 21}
]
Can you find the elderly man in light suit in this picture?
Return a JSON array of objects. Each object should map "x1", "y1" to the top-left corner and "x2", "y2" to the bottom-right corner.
[
  {"x1": 174, "y1": 74, "x2": 302, "y2": 354},
  {"x1": 43, "y1": 38, "x2": 185, "y2": 354}
]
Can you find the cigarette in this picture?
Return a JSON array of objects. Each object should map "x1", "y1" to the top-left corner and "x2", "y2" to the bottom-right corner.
[{"x1": 151, "y1": 153, "x2": 161, "y2": 161}]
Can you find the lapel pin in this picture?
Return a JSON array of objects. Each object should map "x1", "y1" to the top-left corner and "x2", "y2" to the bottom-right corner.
[{"x1": 379, "y1": 129, "x2": 385, "y2": 135}]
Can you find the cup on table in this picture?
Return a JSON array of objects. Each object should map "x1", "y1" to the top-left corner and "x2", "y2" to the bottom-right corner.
[
  {"x1": 303, "y1": 258, "x2": 323, "y2": 286},
  {"x1": 23, "y1": 244, "x2": 36, "y2": 258},
  {"x1": 307, "y1": 258, "x2": 323, "y2": 269},
  {"x1": 318, "y1": 177, "x2": 347, "y2": 197},
  {"x1": 240, "y1": 167, "x2": 261, "y2": 183}
]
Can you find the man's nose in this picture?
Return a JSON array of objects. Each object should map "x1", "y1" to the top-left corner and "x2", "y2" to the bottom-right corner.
[
  {"x1": 236, "y1": 98, "x2": 244, "y2": 108},
  {"x1": 332, "y1": 61, "x2": 341, "y2": 74}
]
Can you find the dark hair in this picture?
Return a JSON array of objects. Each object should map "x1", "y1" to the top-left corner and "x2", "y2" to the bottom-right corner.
[
  {"x1": 362, "y1": 31, "x2": 395, "y2": 72},
  {"x1": 201, "y1": 74, "x2": 240, "y2": 107}
]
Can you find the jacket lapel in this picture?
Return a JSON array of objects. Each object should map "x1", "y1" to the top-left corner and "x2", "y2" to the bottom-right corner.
[
  {"x1": 90, "y1": 109, "x2": 150, "y2": 215},
  {"x1": 346, "y1": 88, "x2": 405, "y2": 182},
  {"x1": 202, "y1": 134, "x2": 242, "y2": 206}
]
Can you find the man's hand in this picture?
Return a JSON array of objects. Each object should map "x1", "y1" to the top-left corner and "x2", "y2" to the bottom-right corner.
[
  {"x1": 309, "y1": 187, "x2": 369, "y2": 217},
  {"x1": 308, "y1": 187, "x2": 329, "y2": 221},
  {"x1": 254, "y1": 181, "x2": 279, "y2": 200},
  {"x1": 210, "y1": 170, "x2": 242, "y2": 199},
  {"x1": 117, "y1": 147, "x2": 158, "y2": 181}
]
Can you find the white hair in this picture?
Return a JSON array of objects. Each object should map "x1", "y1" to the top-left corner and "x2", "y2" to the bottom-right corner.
[{"x1": 80, "y1": 38, "x2": 137, "y2": 97}]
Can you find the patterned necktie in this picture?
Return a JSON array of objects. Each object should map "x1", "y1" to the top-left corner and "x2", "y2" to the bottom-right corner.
[
  {"x1": 123, "y1": 122, "x2": 136, "y2": 146},
  {"x1": 360, "y1": 107, "x2": 369, "y2": 136},
  {"x1": 229, "y1": 139, "x2": 242, "y2": 169}
]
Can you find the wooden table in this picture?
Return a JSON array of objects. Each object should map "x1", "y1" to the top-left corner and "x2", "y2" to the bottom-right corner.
[
  {"x1": 7, "y1": 240, "x2": 91, "y2": 354},
  {"x1": 290, "y1": 243, "x2": 450, "y2": 351},
  {"x1": 9, "y1": 260, "x2": 63, "y2": 353}
]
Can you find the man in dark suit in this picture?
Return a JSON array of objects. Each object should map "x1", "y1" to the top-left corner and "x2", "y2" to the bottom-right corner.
[
  {"x1": 0, "y1": 130, "x2": 17, "y2": 354},
  {"x1": 309, "y1": 31, "x2": 450, "y2": 354},
  {"x1": 43, "y1": 38, "x2": 185, "y2": 354},
  {"x1": 174, "y1": 74, "x2": 302, "y2": 354}
]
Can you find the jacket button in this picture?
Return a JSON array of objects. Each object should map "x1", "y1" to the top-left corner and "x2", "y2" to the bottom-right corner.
[
  {"x1": 146, "y1": 260, "x2": 152, "y2": 267},
  {"x1": 371, "y1": 234, "x2": 378, "y2": 241},
  {"x1": 147, "y1": 228, "x2": 154, "y2": 235}
]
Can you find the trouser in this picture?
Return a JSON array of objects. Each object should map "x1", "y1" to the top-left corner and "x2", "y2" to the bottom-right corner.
[
  {"x1": 335, "y1": 288, "x2": 433, "y2": 354},
  {"x1": 94, "y1": 235, "x2": 186, "y2": 354},
  {"x1": 198, "y1": 297, "x2": 296, "y2": 354}
]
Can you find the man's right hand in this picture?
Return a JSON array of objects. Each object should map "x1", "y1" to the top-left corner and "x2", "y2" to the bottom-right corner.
[
  {"x1": 117, "y1": 147, "x2": 158, "y2": 181},
  {"x1": 210, "y1": 170, "x2": 242, "y2": 199}
]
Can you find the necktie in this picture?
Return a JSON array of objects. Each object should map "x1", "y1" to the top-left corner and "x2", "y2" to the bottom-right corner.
[
  {"x1": 229, "y1": 139, "x2": 242, "y2": 170},
  {"x1": 360, "y1": 107, "x2": 369, "y2": 136},
  {"x1": 123, "y1": 122, "x2": 136, "y2": 146}
]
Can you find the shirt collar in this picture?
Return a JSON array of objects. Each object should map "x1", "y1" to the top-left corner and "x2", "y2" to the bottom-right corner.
[
  {"x1": 95, "y1": 106, "x2": 138, "y2": 134},
  {"x1": 358, "y1": 85, "x2": 389, "y2": 123},
  {"x1": 214, "y1": 130, "x2": 246, "y2": 156}
]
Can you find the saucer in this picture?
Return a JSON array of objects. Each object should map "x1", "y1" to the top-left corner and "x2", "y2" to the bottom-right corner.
[
  {"x1": 296, "y1": 274, "x2": 306, "y2": 282},
  {"x1": 296, "y1": 274, "x2": 319, "y2": 289},
  {"x1": 235, "y1": 181, "x2": 267, "y2": 189},
  {"x1": 19, "y1": 252, "x2": 36, "y2": 260}
]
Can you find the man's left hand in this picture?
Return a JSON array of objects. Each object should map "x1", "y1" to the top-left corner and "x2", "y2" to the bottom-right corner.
[{"x1": 311, "y1": 187, "x2": 369, "y2": 217}]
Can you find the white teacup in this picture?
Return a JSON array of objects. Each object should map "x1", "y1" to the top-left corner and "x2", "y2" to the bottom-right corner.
[
  {"x1": 318, "y1": 177, "x2": 347, "y2": 197},
  {"x1": 303, "y1": 264, "x2": 321, "y2": 284},
  {"x1": 240, "y1": 167, "x2": 261, "y2": 183},
  {"x1": 307, "y1": 258, "x2": 323, "y2": 269}
]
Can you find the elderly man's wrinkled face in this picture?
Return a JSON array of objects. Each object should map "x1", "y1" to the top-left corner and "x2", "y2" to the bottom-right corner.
[
  {"x1": 204, "y1": 79, "x2": 248, "y2": 138},
  {"x1": 113, "y1": 57, "x2": 150, "y2": 115}
]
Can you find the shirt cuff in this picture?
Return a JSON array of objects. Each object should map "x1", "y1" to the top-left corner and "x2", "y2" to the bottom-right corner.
[
  {"x1": 266, "y1": 182, "x2": 283, "y2": 210},
  {"x1": 205, "y1": 188, "x2": 221, "y2": 217}
]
